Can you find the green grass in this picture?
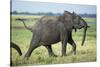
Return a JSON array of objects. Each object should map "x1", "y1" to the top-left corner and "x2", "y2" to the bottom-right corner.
[{"x1": 11, "y1": 15, "x2": 96, "y2": 66}]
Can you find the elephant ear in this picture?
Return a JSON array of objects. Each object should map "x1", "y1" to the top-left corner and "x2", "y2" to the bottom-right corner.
[
  {"x1": 72, "y1": 11, "x2": 77, "y2": 32},
  {"x1": 63, "y1": 11, "x2": 73, "y2": 22},
  {"x1": 59, "y1": 11, "x2": 72, "y2": 22},
  {"x1": 72, "y1": 11, "x2": 76, "y2": 19},
  {"x1": 64, "y1": 11, "x2": 72, "y2": 18},
  {"x1": 62, "y1": 11, "x2": 74, "y2": 29}
]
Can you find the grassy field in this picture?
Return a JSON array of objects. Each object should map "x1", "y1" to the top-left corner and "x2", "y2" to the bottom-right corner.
[{"x1": 11, "y1": 15, "x2": 96, "y2": 66}]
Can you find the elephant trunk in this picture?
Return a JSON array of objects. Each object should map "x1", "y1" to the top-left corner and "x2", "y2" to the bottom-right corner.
[
  {"x1": 81, "y1": 26, "x2": 87, "y2": 46},
  {"x1": 81, "y1": 19, "x2": 89, "y2": 46}
]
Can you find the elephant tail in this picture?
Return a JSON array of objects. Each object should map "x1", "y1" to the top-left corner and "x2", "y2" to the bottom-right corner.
[
  {"x1": 15, "y1": 18, "x2": 32, "y2": 31},
  {"x1": 11, "y1": 42, "x2": 22, "y2": 56}
]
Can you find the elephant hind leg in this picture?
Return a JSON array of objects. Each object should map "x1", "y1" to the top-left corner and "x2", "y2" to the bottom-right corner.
[
  {"x1": 24, "y1": 35, "x2": 40, "y2": 58},
  {"x1": 25, "y1": 43, "x2": 39, "y2": 58},
  {"x1": 44, "y1": 45, "x2": 57, "y2": 57}
]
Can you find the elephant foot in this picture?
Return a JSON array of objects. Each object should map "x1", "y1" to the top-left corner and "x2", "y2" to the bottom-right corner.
[
  {"x1": 24, "y1": 56, "x2": 30, "y2": 60},
  {"x1": 24, "y1": 54, "x2": 30, "y2": 60},
  {"x1": 61, "y1": 54, "x2": 67, "y2": 57},
  {"x1": 49, "y1": 53, "x2": 57, "y2": 57},
  {"x1": 74, "y1": 51, "x2": 76, "y2": 55}
]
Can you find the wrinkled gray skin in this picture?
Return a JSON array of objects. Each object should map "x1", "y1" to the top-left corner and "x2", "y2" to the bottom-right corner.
[{"x1": 16, "y1": 11, "x2": 89, "y2": 58}]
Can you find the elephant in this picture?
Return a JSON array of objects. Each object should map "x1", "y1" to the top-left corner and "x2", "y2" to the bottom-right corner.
[
  {"x1": 11, "y1": 42, "x2": 22, "y2": 56},
  {"x1": 16, "y1": 11, "x2": 89, "y2": 58}
]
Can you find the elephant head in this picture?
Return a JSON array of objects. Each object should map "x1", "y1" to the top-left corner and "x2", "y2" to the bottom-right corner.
[
  {"x1": 72, "y1": 12, "x2": 89, "y2": 46},
  {"x1": 60, "y1": 11, "x2": 89, "y2": 46}
]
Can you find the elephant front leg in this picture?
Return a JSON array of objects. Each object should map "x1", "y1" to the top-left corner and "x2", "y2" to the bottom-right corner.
[
  {"x1": 62, "y1": 42, "x2": 67, "y2": 56},
  {"x1": 61, "y1": 34, "x2": 68, "y2": 56},
  {"x1": 60, "y1": 27, "x2": 69, "y2": 56},
  {"x1": 68, "y1": 36, "x2": 76, "y2": 55}
]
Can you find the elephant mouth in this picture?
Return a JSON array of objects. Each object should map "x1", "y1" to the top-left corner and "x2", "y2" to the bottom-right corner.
[{"x1": 79, "y1": 26, "x2": 84, "y2": 29}]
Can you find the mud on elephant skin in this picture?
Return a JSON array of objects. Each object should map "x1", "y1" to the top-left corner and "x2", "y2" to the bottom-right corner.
[{"x1": 16, "y1": 11, "x2": 89, "y2": 58}]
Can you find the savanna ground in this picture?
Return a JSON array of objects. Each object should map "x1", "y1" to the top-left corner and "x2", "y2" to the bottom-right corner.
[{"x1": 11, "y1": 15, "x2": 96, "y2": 66}]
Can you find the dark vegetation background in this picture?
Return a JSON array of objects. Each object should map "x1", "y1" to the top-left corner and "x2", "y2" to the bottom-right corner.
[{"x1": 11, "y1": 11, "x2": 96, "y2": 18}]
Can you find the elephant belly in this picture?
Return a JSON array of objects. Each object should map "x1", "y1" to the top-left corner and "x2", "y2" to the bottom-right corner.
[{"x1": 41, "y1": 31, "x2": 60, "y2": 45}]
